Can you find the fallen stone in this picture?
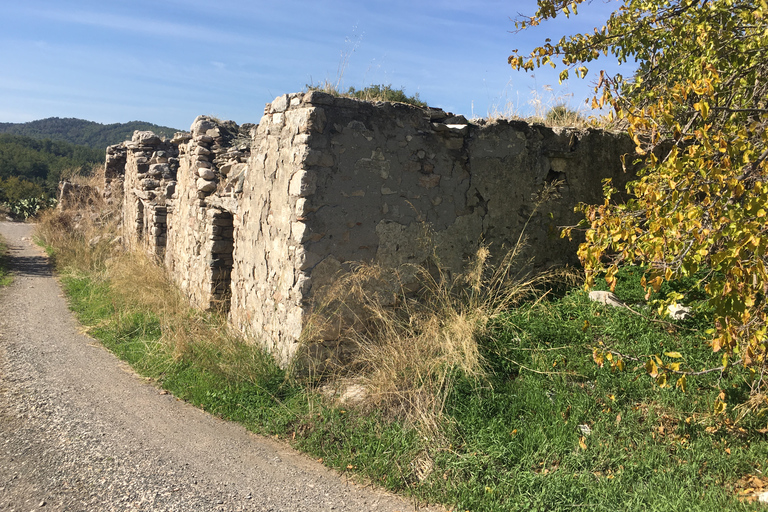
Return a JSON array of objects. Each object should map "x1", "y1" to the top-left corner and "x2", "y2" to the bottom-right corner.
[
  {"x1": 588, "y1": 290, "x2": 624, "y2": 308},
  {"x1": 667, "y1": 303, "x2": 692, "y2": 320}
]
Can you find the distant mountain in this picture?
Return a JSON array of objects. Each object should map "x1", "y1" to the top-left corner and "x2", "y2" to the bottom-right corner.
[{"x1": 0, "y1": 117, "x2": 182, "y2": 150}]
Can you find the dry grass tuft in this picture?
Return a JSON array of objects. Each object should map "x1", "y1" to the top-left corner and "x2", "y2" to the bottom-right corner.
[
  {"x1": 295, "y1": 182, "x2": 576, "y2": 437},
  {"x1": 303, "y1": 235, "x2": 574, "y2": 438},
  {"x1": 484, "y1": 86, "x2": 610, "y2": 129},
  {"x1": 36, "y1": 169, "x2": 119, "y2": 272}
]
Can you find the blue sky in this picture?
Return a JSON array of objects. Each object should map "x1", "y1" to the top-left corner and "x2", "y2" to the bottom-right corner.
[{"x1": 0, "y1": 0, "x2": 629, "y2": 130}]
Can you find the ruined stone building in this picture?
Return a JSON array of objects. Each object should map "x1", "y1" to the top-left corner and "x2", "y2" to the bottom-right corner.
[{"x1": 105, "y1": 91, "x2": 636, "y2": 362}]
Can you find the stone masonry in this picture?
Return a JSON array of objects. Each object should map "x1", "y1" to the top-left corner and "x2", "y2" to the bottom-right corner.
[{"x1": 107, "y1": 91, "x2": 637, "y2": 363}]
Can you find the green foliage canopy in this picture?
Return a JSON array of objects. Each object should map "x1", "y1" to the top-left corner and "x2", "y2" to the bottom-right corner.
[
  {"x1": 510, "y1": 0, "x2": 768, "y2": 385},
  {"x1": 0, "y1": 134, "x2": 102, "y2": 200}
]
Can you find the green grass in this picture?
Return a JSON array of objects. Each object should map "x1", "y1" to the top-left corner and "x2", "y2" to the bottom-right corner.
[
  {"x1": 0, "y1": 235, "x2": 12, "y2": 286},
  {"x1": 426, "y1": 289, "x2": 767, "y2": 511},
  {"x1": 57, "y1": 266, "x2": 768, "y2": 511}
]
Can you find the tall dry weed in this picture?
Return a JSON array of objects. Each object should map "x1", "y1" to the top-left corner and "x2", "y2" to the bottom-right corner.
[
  {"x1": 300, "y1": 182, "x2": 576, "y2": 440},
  {"x1": 36, "y1": 169, "x2": 119, "y2": 273}
]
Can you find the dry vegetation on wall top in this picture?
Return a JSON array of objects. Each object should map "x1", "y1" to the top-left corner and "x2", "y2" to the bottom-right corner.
[
  {"x1": 305, "y1": 83, "x2": 427, "y2": 107},
  {"x1": 305, "y1": 82, "x2": 595, "y2": 128}
]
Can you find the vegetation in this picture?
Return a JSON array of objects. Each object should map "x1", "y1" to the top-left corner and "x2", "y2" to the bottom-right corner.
[
  {"x1": 0, "y1": 134, "x2": 102, "y2": 201},
  {"x1": 0, "y1": 235, "x2": 11, "y2": 287},
  {"x1": 34, "y1": 181, "x2": 768, "y2": 511},
  {"x1": 0, "y1": 117, "x2": 180, "y2": 150},
  {"x1": 307, "y1": 83, "x2": 427, "y2": 107},
  {"x1": 4, "y1": 196, "x2": 57, "y2": 220},
  {"x1": 511, "y1": 0, "x2": 768, "y2": 402}
]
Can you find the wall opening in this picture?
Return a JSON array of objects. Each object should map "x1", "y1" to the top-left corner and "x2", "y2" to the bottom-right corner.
[
  {"x1": 209, "y1": 210, "x2": 234, "y2": 312},
  {"x1": 136, "y1": 199, "x2": 145, "y2": 241}
]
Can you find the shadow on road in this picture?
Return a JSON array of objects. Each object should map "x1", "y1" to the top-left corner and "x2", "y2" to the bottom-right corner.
[{"x1": 6, "y1": 251, "x2": 52, "y2": 278}]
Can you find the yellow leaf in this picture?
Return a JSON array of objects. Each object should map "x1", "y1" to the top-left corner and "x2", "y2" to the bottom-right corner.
[
  {"x1": 676, "y1": 375, "x2": 688, "y2": 393},
  {"x1": 665, "y1": 351, "x2": 683, "y2": 359},
  {"x1": 714, "y1": 399, "x2": 727, "y2": 415},
  {"x1": 657, "y1": 373, "x2": 668, "y2": 388},
  {"x1": 579, "y1": 436, "x2": 587, "y2": 450},
  {"x1": 646, "y1": 358, "x2": 659, "y2": 378},
  {"x1": 593, "y1": 348, "x2": 604, "y2": 368}
]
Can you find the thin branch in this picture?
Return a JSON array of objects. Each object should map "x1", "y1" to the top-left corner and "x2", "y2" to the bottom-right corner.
[{"x1": 604, "y1": 348, "x2": 743, "y2": 375}]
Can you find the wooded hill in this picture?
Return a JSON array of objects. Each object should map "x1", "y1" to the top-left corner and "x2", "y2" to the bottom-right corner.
[
  {"x1": 0, "y1": 117, "x2": 181, "y2": 150},
  {"x1": 0, "y1": 134, "x2": 103, "y2": 202}
]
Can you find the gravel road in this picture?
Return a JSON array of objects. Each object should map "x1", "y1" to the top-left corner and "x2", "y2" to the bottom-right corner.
[{"x1": 0, "y1": 221, "x2": 433, "y2": 512}]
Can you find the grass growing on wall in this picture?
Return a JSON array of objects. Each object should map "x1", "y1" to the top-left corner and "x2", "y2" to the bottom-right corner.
[
  {"x1": 305, "y1": 82, "x2": 427, "y2": 107},
  {"x1": 36, "y1": 191, "x2": 768, "y2": 512}
]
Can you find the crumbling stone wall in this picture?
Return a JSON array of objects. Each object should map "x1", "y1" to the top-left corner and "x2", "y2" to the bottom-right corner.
[
  {"x1": 108, "y1": 131, "x2": 180, "y2": 257},
  {"x1": 108, "y1": 92, "x2": 637, "y2": 363},
  {"x1": 163, "y1": 118, "x2": 251, "y2": 310}
]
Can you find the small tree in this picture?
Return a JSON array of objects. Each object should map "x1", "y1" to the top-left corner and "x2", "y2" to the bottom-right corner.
[{"x1": 510, "y1": 0, "x2": 768, "y2": 392}]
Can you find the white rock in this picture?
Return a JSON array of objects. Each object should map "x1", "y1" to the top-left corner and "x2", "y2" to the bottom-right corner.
[
  {"x1": 340, "y1": 384, "x2": 367, "y2": 404},
  {"x1": 588, "y1": 290, "x2": 624, "y2": 308},
  {"x1": 667, "y1": 303, "x2": 692, "y2": 320}
]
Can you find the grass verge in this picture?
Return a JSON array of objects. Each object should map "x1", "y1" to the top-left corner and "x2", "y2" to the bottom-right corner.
[
  {"x1": 37, "y1": 192, "x2": 768, "y2": 511},
  {"x1": 0, "y1": 234, "x2": 12, "y2": 286}
]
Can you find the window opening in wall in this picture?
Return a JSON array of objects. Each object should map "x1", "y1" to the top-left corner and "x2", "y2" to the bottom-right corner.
[
  {"x1": 210, "y1": 210, "x2": 234, "y2": 312},
  {"x1": 136, "y1": 199, "x2": 145, "y2": 241}
]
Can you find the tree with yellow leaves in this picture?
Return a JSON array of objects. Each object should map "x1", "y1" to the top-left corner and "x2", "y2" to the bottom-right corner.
[{"x1": 510, "y1": 0, "x2": 768, "y2": 393}]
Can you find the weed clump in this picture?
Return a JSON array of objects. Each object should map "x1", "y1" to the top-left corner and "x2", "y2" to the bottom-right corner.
[
  {"x1": 306, "y1": 82, "x2": 427, "y2": 107},
  {"x1": 301, "y1": 236, "x2": 572, "y2": 440}
]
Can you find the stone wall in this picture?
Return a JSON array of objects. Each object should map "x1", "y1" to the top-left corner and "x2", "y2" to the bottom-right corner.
[{"x1": 108, "y1": 92, "x2": 637, "y2": 363}]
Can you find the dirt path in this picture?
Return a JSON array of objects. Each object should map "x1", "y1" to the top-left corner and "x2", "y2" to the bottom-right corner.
[{"x1": 0, "y1": 221, "x2": 427, "y2": 512}]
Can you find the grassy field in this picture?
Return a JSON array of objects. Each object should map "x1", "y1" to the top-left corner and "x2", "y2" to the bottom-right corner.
[{"x1": 35, "y1": 205, "x2": 768, "y2": 512}]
